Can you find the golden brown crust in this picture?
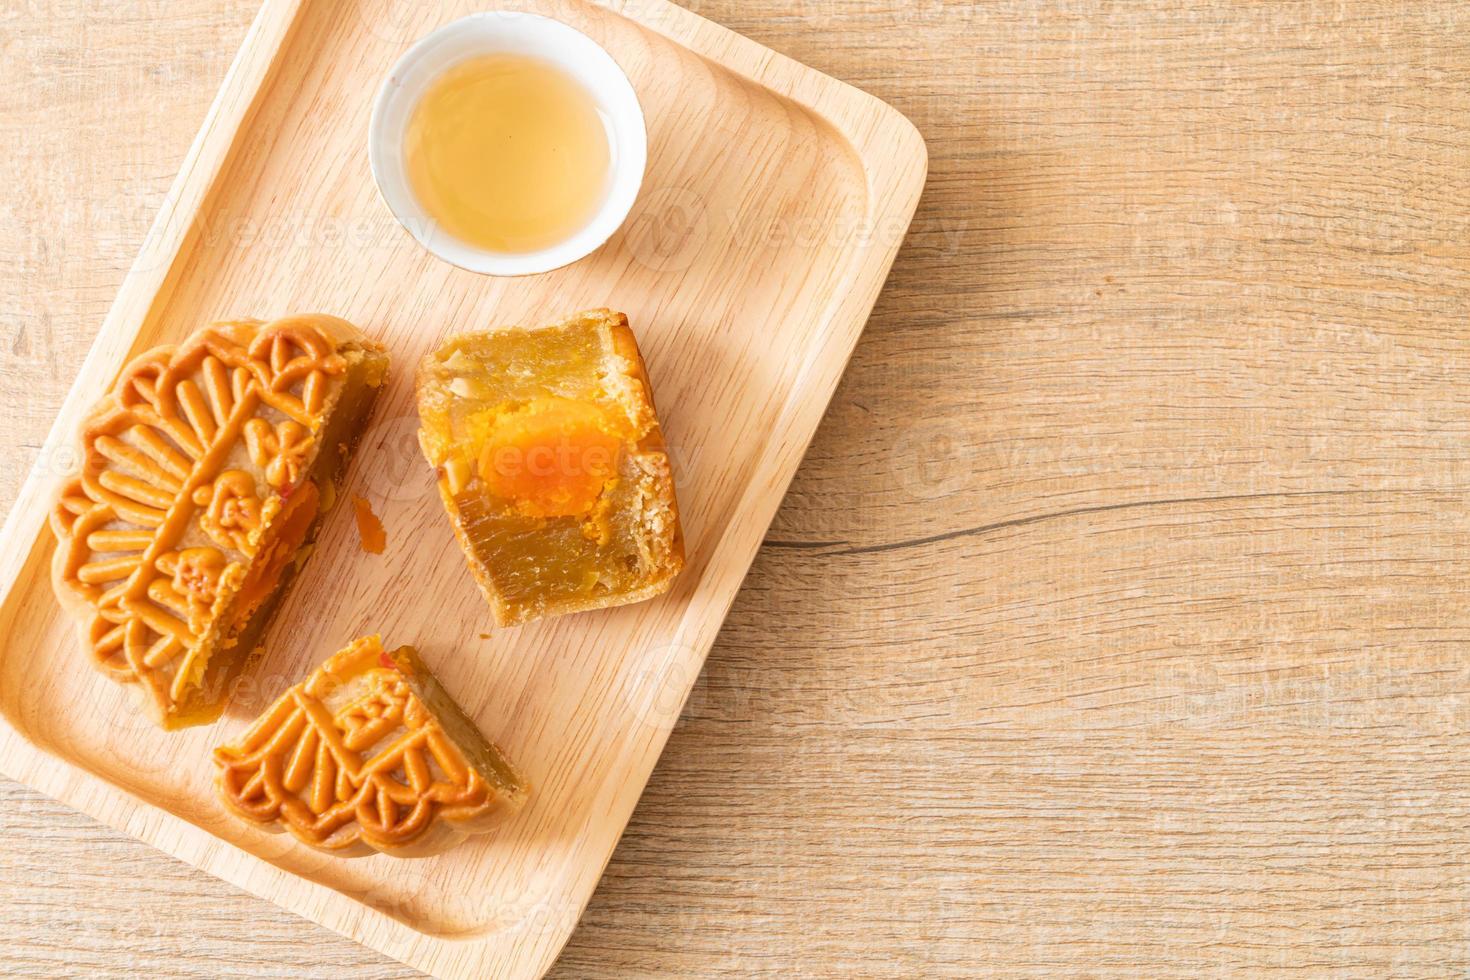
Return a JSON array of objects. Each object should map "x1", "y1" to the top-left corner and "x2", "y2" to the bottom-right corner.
[
  {"x1": 415, "y1": 309, "x2": 684, "y2": 627},
  {"x1": 49, "y1": 315, "x2": 388, "y2": 728},
  {"x1": 212, "y1": 635, "x2": 527, "y2": 858},
  {"x1": 602, "y1": 316, "x2": 686, "y2": 589}
]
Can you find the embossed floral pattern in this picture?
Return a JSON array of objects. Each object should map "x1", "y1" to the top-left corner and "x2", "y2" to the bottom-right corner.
[
  {"x1": 245, "y1": 418, "x2": 314, "y2": 489},
  {"x1": 212, "y1": 637, "x2": 526, "y2": 855},
  {"x1": 48, "y1": 316, "x2": 381, "y2": 725},
  {"x1": 193, "y1": 470, "x2": 264, "y2": 554},
  {"x1": 155, "y1": 547, "x2": 228, "y2": 634}
]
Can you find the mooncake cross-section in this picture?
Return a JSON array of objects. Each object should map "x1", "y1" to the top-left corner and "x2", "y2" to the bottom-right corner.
[
  {"x1": 49, "y1": 315, "x2": 388, "y2": 728},
  {"x1": 212, "y1": 634, "x2": 527, "y2": 857},
  {"x1": 416, "y1": 309, "x2": 684, "y2": 626}
]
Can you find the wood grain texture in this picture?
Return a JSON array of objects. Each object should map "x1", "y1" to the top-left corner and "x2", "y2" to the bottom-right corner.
[
  {"x1": 0, "y1": 0, "x2": 923, "y2": 976},
  {"x1": 3, "y1": 0, "x2": 1470, "y2": 977}
]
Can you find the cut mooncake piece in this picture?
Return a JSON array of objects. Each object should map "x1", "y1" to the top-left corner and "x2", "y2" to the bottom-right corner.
[
  {"x1": 213, "y1": 634, "x2": 527, "y2": 857},
  {"x1": 416, "y1": 309, "x2": 684, "y2": 626},
  {"x1": 50, "y1": 315, "x2": 388, "y2": 729}
]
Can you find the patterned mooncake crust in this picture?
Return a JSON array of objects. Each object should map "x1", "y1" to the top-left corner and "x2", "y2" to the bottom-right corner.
[{"x1": 50, "y1": 314, "x2": 388, "y2": 728}]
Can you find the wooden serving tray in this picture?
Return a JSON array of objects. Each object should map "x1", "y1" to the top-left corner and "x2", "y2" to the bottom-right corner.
[{"x1": 0, "y1": 0, "x2": 924, "y2": 976}]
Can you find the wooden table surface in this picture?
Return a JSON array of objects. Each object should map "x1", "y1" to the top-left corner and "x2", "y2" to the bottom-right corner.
[{"x1": 4, "y1": 1, "x2": 1469, "y2": 976}]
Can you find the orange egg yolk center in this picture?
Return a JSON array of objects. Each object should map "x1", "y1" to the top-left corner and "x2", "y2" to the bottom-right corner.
[
  {"x1": 477, "y1": 398, "x2": 623, "y2": 518},
  {"x1": 233, "y1": 480, "x2": 318, "y2": 631}
]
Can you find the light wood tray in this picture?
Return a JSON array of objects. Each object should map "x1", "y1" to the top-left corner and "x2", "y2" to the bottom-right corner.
[{"x1": 0, "y1": 0, "x2": 924, "y2": 976}]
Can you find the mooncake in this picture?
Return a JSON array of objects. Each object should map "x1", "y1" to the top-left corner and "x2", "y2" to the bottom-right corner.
[
  {"x1": 416, "y1": 309, "x2": 683, "y2": 626},
  {"x1": 50, "y1": 315, "x2": 388, "y2": 728},
  {"x1": 212, "y1": 634, "x2": 527, "y2": 857}
]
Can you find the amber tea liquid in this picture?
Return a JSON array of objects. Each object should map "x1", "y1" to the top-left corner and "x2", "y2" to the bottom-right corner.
[{"x1": 405, "y1": 54, "x2": 612, "y2": 254}]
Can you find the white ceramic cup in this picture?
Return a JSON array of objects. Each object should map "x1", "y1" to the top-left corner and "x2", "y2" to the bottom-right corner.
[{"x1": 369, "y1": 12, "x2": 647, "y2": 276}]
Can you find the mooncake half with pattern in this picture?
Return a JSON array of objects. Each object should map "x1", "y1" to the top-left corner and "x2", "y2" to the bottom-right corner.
[
  {"x1": 213, "y1": 634, "x2": 527, "y2": 857},
  {"x1": 50, "y1": 315, "x2": 388, "y2": 729},
  {"x1": 416, "y1": 309, "x2": 683, "y2": 627}
]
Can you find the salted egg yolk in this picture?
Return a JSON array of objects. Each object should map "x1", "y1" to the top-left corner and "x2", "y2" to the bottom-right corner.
[{"x1": 477, "y1": 397, "x2": 623, "y2": 518}]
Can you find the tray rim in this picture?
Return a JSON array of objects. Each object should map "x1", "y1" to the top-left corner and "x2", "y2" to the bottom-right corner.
[{"x1": 0, "y1": 0, "x2": 927, "y2": 976}]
